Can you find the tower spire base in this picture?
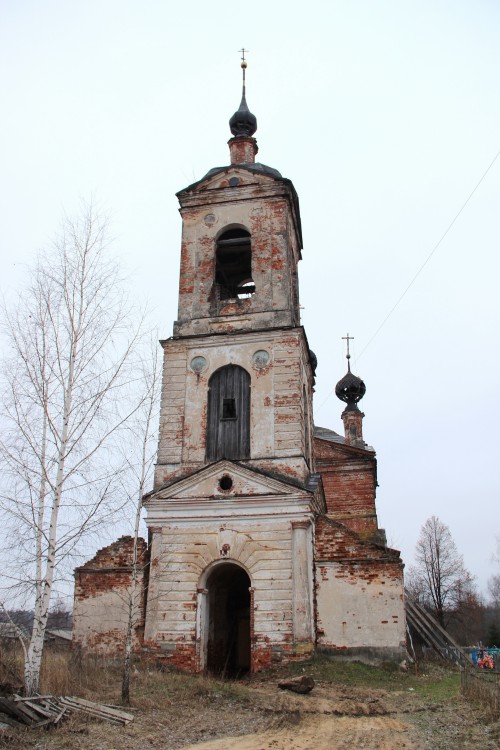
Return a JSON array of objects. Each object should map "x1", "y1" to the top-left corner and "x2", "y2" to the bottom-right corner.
[{"x1": 228, "y1": 135, "x2": 258, "y2": 165}]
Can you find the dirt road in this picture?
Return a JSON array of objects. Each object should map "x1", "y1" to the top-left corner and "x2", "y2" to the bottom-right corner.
[
  {"x1": 181, "y1": 684, "x2": 417, "y2": 750},
  {"x1": 180, "y1": 680, "x2": 496, "y2": 750},
  {"x1": 183, "y1": 715, "x2": 416, "y2": 750}
]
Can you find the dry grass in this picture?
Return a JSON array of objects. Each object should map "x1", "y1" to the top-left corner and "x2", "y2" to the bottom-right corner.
[
  {"x1": 461, "y1": 667, "x2": 500, "y2": 719},
  {"x1": 0, "y1": 645, "x2": 499, "y2": 750},
  {"x1": 0, "y1": 640, "x2": 124, "y2": 699},
  {"x1": 0, "y1": 644, "x2": 271, "y2": 749}
]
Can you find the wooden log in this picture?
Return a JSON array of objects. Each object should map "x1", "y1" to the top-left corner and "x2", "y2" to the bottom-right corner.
[{"x1": 278, "y1": 675, "x2": 315, "y2": 694}]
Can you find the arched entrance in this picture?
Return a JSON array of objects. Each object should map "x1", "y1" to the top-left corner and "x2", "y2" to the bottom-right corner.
[{"x1": 205, "y1": 563, "x2": 251, "y2": 677}]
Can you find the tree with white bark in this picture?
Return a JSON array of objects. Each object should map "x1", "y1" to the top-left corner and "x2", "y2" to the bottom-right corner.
[
  {"x1": 0, "y1": 204, "x2": 147, "y2": 695},
  {"x1": 406, "y1": 515, "x2": 473, "y2": 628},
  {"x1": 120, "y1": 340, "x2": 161, "y2": 705}
]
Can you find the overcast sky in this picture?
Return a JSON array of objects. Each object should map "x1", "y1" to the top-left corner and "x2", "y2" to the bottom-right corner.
[{"x1": 1, "y1": 1, "x2": 499, "y2": 597}]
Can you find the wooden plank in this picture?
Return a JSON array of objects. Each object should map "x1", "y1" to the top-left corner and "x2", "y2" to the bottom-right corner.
[
  {"x1": 53, "y1": 706, "x2": 68, "y2": 725},
  {"x1": 8, "y1": 697, "x2": 41, "y2": 724},
  {"x1": 0, "y1": 711, "x2": 24, "y2": 728},
  {"x1": 13, "y1": 694, "x2": 53, "y2": 702},
  {"x1": 70, "y1": 697, "x2": 134, "y2": 722},
  {"x1": 59, "y1": 700, "x2": 122, "y2": 725},
  {"x1": 0, "y1": 696, "x2": 30, "y2": 723},
  {"x1": 60, "y1": 697, "x2": 134, "y2": 724},
  {"x1": 22, "y1": 700, "x2": 56, "y2": 719}
]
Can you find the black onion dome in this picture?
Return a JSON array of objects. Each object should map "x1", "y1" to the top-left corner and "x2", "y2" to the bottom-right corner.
[
  {"x1": 335, "y1": 370, "x2": 366, "y2": 407},
  {"x1": 229, "y1": 93, "x2": 257, "y2": 137}
]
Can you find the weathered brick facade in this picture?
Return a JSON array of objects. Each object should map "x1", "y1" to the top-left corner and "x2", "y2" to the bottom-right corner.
[
  {"x1": 73, "y1": 537, "x2": 147, "y2": 655},
  {"x1": 73, "y1": 82, "x2": 406, "y2": 670}
]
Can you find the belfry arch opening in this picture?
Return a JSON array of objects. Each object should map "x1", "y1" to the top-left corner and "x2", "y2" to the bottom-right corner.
[
  {"x1": 215, "y1": 228, "x2": 255, "y2": 300},
  {"x1": 205, "y1": 563, "x2": 251, "y2": 677}
]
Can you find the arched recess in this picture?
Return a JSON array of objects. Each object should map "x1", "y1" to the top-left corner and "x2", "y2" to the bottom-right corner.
[
  {"x1": 215, "y1": 227, "x2": 255, "y2": 300},
  {"x1": 197, "y1": 562, "x2": 251, "y2": 676},
  {"x1": 206, "y1": 365, "x2": 251, "y2": 461}
]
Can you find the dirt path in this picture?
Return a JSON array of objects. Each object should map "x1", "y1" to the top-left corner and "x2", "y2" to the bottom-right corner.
[
  {"x1": 181, "y1": 685, "x2": 419, "y2": 750},
  {"x1": 182, "y1": 714, "x2": 416, "y2": 750}
]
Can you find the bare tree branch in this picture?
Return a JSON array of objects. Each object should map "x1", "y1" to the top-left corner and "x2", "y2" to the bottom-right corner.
[
  {"x1": 406, "y1": 515, "x2": 473, "y2": 628},
  {"x1": 0, "y1": 201, "x2": 149, "y2": 695}
]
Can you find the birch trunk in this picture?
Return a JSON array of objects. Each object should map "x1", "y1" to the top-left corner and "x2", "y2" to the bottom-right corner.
[
  {"x1": 121, "y1": 346, "x2": 159, "y2": 705},
  {"x1": 0, "y1": 204, "x2": 146, "y2": 696}
]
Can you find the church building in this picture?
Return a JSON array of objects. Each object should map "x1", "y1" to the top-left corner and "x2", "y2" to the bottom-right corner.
[{"x1": 73, "y1": 62, "x2": 406, "y2": 673}]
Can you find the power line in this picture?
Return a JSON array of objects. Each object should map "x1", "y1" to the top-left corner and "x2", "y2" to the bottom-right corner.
[
  {"x1": 358, "y1": 149, "x2": 500, "y2": 360},
  {"x1": 315, "y1": 148, "x2": 500, "y2": 413}
]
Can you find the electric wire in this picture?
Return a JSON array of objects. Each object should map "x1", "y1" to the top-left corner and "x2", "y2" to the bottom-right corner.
[
  {"x1": 357, "y1": 148, "x2": 500, "y2": 360},
  {"x1": 316, "y1": 148, "x2": 500, "y2": 414}
]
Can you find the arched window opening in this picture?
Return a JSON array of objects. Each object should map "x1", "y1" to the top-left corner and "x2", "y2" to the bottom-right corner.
[
  {"x1": 215, "y1": 228, "x2": 255, "y2": 300},
  {"x1": 206, "y1": 365, "x2": 251, "y2": 461}
]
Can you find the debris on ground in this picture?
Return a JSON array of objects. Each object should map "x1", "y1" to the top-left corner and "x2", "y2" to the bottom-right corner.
[
  {"x1": 277, "y1": 675, "x2": 315, "y2": 694},
  {"x1": 0, "y1": 694, "x2": 134, "y2": 729}
]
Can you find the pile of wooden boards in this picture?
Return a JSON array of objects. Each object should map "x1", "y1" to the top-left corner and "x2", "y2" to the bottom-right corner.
[{"x1": 0, "y1": 694, "x2": 134, "y2": 729}]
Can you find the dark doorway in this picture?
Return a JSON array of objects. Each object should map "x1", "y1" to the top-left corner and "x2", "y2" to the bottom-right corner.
[
  {"x1": 206, "y1": 365, "x2": 251, "y2": 461},
  {"x1": 206, "y1": 564, "x2": 251, "y2": 677}
]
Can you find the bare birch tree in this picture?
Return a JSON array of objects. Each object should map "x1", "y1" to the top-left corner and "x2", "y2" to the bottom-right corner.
[
  {"x1": 120, "y1": 339, "x2": 160, "y2": 705},
  {"x1": 407, "y1": 515, "x2": 471, "y2": 628},
  {"x1": 0, "y1": 204, "x2": 146, "y2": 695}
]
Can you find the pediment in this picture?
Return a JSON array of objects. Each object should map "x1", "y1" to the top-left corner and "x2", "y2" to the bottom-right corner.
[
  {"x1": 146, "y1": 460, "x2": 310, "y2": 503},
  {"x1": 178, "y1": 164, "x2": 280, "y2": 197}
]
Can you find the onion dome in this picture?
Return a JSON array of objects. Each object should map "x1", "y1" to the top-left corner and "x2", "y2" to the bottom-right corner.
[
  {"x1": 335, "y1": 333, "x2": 366, "y2": 409},
  {"x1": 229, "y1": 53, "x2": 257, "y2": 137},
  {"x1": 229, "y1": 93, "x2": 257, "y2": 137},
  {"x1": 335, "y1": 369, "x2": 366, "y2": 409}
]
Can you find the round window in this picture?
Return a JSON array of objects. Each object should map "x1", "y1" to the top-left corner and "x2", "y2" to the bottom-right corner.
[
  {"x1": 190, "y1": 356, "x2": 207, "y2": 373},
  {"x1": 253, "y1": 350, "x2": 270, "y2": 369},
  {"x1": 218, "y1": 475, "x2": 233, "y2": 492}
]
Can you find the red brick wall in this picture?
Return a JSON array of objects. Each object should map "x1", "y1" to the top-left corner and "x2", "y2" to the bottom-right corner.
[
  {"x1": 73, "y1": 536, "x2": 148, "y2": 655},
  {"x1": 315, "y1": 515, "x2": 402, "y2": 578},
  {"x1": 314, "y1": 437, "x2": 379, "y2": 537}
]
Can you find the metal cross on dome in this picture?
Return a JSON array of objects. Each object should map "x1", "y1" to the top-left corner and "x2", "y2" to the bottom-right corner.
[
  {"x1": 239, "y1": 48, "x2": 249, "y2": 88},
  {"x1": 342, "y1": 333, "x2": 354, "y2": 371}
]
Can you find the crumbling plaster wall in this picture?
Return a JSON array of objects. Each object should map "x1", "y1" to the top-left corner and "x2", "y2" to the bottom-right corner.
[
  {"x1": 175, "y1": 170, "x2": 301, "y2": 337},
  {"x1": 316, "y1": 563, "x2": 405, "y2": 650},
  {"x1": 314, "y1": 517, "x2": 405, "y2": 653},
  {"x1": 144, "y1": 513, "x2": 315, "y2": 672},
  {"x1": 155, "y1": 328, "x2": 314, "y2": 487},
  {"x1": 73, "y1": 536, "x2": 147, "y2": 655}
]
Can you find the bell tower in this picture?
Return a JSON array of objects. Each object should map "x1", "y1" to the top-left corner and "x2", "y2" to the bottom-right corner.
[
  {"x1": 154, "y1": 56, "x2": 315, "y2": 488},
  {"x1": 173, "y1": 61, "x2": 302, "y2": 339},
  {"x1": 75, "y1": 56, "x2": 406, "y2": 673}
]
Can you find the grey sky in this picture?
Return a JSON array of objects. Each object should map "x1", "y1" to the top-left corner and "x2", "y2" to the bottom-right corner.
[{"x1": 1, "y1": 0, "x2": 499, "y2": 596}]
